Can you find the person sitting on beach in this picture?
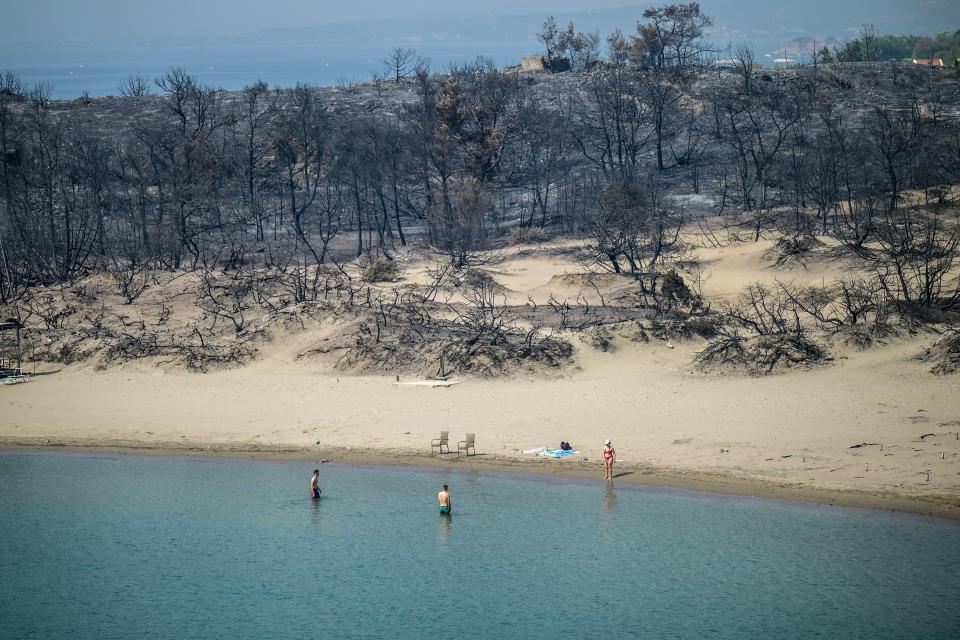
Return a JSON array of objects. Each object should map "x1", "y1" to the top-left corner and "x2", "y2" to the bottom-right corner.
[
  {"x1": 438, "y1": 484, "x2": 452, "y2": 515},
  {"x1": 310, "y1": 469, "x2": 321, "y2": 499},
  {"x1": 603, "y1": 439, "x2": 616, "y2": 480},
  {"x1": 560, "y1": 441, "x2": 573, "y2": 451}
]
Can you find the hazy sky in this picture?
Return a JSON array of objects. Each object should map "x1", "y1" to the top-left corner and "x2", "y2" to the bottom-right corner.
[
  {"x1": 2, "y1": 0, "x2": 958, "y2": 44},
  {"x1": 1, "y1": 0, "x2": 634, "y2": 42}
]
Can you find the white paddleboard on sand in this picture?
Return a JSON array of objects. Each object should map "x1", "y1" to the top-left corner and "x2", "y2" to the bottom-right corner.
[{"x1": 393, "y1": 379, "x2": 461, "y2": 388}]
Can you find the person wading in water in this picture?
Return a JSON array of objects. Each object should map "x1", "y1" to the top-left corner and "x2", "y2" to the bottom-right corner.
[
  {"x1": 310, "y1": 469, "x2": 321, "y2": 499},
  {"x1": 438, "y1": 484, "x2": 452, "y2": 515}
]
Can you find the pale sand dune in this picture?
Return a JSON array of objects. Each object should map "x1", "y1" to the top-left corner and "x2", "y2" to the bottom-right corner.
[
  {"x1": 2, "y1": 233, "x2": 958, "y2": 517},
  {"x1": 695, "y1": 237, "x2": 856, "y2": 303}
]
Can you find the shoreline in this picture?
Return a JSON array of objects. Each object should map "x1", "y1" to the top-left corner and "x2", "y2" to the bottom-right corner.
[{"x1": 3, "y1": 437, "x2": 958, "y2": 521}]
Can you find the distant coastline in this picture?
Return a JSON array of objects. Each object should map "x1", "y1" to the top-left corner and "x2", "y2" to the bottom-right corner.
[
  {"x1": 4, "y1": 2, "x2": 957, "y2": 100},
  {"x1": 0, "y1": 42, "x2": 529, "y2": 100}
]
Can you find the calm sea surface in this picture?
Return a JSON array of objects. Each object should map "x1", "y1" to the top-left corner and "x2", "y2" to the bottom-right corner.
[
  {"x1": 0, "y1": 43, "x2": 530, "y2": 100},
  {"x1": 1, "y1": 452, "x2": 958, "y2": 639}
]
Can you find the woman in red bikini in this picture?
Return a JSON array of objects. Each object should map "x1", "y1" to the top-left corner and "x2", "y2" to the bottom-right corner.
[{"x1": 603, "y1": 439, "x2": 616, "y2": 480}]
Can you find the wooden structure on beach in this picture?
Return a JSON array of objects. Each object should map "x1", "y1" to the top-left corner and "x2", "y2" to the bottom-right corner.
[{"x1": 0, "y1": 318, "x2": 27, "y2": 383}]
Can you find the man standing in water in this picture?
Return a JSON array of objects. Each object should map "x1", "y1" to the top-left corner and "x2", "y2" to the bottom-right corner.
[
  {"x1": 310, "y1": 469, "x2": 321, "y2": 499},
  {"x1": 438, "y1": 484, "x2": 452, "y2": 515}
]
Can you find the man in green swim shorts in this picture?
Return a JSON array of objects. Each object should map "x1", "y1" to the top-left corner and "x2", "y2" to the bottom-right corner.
[{"x1": 438, "y1": 484, "x2": 452, "y2": 515}]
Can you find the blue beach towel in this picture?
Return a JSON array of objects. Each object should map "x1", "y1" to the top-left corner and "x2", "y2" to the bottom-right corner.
[{"x1": 540, "y1": 449, "x2": 577, "y2": 457}]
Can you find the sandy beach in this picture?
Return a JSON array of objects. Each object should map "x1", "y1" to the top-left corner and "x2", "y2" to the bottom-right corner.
[
  {"x1": 3, "y1": 334, "x2": 958, "y2": 518},
  {"x1": 3, "y1": 237, "x2": 958, "y2": 519}
]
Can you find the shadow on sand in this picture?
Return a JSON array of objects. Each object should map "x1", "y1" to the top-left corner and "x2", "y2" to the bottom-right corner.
[{"x1": 24, "y1": 368, "x2": 62, "y2": 377}]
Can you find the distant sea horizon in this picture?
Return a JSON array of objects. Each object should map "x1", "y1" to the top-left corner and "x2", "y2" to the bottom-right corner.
[
  {"x1": 0, "y1": 41, "x2": 537, "y2": 100},
  {"x1": 0, "y1": 24, "x2": 872, "y2": 100},
  {"x1": 4, "y1": 1, "x2": 958, "y2": 99},
  {"x1": 0, "y1": 39, "x2": 824, "y2": 101}
]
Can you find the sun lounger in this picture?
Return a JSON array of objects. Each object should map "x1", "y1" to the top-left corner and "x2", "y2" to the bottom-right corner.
[{"x1": 0, "y1": 368, "x2": 28, "y2": 385}]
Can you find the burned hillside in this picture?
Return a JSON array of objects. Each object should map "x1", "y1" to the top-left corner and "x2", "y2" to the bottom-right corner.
[{"x1": 2, "y1": 28, "x2": 959, "y2": 376}]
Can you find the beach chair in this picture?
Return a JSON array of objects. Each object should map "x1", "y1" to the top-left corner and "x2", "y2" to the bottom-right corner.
[
  {"x1": 457, "y1": 433, "x2": 476, "y2": 457},
  {"x1": 431, "y1": 431, "x2": 450, "y2": 455}
]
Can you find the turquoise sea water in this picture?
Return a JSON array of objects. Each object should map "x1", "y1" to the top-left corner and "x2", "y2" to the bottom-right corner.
[
  {"x1": 1, "y1": 452, "x2": 958, "y2": 639},
  {"x1": 0, "y1": 43, "x2": 529, "y2": 100}
]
